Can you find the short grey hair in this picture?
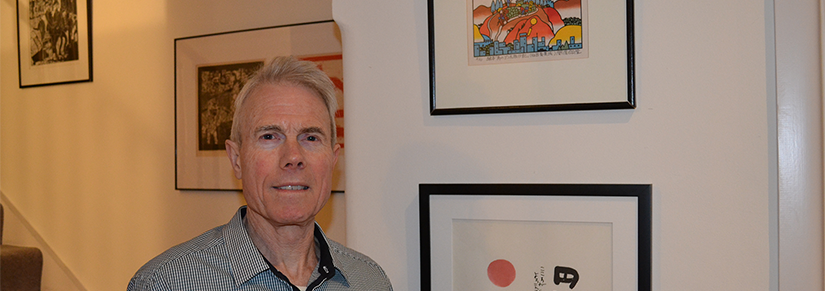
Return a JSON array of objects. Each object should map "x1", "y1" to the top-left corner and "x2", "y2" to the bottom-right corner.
[{"x1": 229, "y1": 56, "x2": 338, "y2": 146}]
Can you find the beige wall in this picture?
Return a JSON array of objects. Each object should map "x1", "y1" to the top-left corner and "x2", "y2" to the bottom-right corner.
[{"x1": 0, "y1": 1, "x2": 338, "y2": 290}]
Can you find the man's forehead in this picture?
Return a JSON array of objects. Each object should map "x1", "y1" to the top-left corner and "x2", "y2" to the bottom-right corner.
[
  {"x1": 244, "y1": 84, "x2": 328, "y2": 113},
  {"x1": 235, "y1": 83, "x2": 333, "y2": 139}
]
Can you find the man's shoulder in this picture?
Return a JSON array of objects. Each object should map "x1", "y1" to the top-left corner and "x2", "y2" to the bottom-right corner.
[
  {"x1": 129, "y1": 225, "x2": 227, "y2": 287},
  {"x1": 327, "y1": 240, "x2": 393, "y2": 290},
  {"x1": 327, "y1": 240, "x2": 382, "y2": 269}
]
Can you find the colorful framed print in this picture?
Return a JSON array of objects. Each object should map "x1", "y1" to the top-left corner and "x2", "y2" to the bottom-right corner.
[
  {"x1": 420, "y1": 183, "x2": 651, "y2": 290},
  {"x1": 175, "y1": 20, "x2": 345, "y2": 191},
  {"x1": 17, "y1": 0, "x2": 93, "y2": 88},
  {"x1": 428, "y1": 0, "x2": 635, "y2": 114}
]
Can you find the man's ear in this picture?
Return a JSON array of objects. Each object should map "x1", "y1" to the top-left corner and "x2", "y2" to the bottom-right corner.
[
  {"x1": 225, "y1": 139, "x2": 243, "y2": 179},
  {"x1": 332, "y1": 143, "x2": 341, "y2": 167}
]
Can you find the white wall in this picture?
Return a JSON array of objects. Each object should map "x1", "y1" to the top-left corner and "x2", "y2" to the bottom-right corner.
[{"x1": 335, "y1": 0, "x2": 775, "y2": 290}]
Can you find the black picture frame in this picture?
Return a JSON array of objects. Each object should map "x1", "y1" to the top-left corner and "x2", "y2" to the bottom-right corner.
[
  {"x1": 17, "y1": 0, "x2": 93, "y2": 88},
  {"x1": 428, "y1": 0, "x2": 635, "y2": 115},
  {"x1": 420, "y1": 183, "x2": 651, "y2": 290}
]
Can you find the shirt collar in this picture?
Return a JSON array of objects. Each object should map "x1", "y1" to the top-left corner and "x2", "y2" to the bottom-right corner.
[
  {"x1": 223, "y1": 206, "x2": 270, "y2": 286},
  {"x1": 315, "y1": 223, "x2": 353, "y2": 287},
  {"x1": 313, "y1": 225, "x2": 337, "y2": 280}
]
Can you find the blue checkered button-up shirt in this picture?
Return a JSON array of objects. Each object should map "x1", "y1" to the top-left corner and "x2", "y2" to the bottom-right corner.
[{"x1": 128, "y1": 207, "x2": 393, "y2": 291}]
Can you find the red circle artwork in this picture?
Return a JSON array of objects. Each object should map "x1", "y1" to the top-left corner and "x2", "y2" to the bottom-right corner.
[{"x1": 487, "y1": 259, "x2": 516, "y2": 287}]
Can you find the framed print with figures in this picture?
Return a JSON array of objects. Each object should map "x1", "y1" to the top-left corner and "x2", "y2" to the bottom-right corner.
[{"x1": 17, "y1": 0, "x2": 92, "y2": 87}]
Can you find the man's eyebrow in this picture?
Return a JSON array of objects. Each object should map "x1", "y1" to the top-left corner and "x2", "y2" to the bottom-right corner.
[
  {"x1": 254, "y1": 125, "x2": 284, "y2": 135},
  {"x1": 253, "y1": 125, "x2": 328, "y2": 137},
  {"x1": 301, "y1": 126, "x2": 327, "y2": 136}
]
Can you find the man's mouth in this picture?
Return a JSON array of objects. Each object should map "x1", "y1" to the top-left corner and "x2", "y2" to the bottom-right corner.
[{"x1": 275, "y1": 185, "x2": 309, "y2": 190}]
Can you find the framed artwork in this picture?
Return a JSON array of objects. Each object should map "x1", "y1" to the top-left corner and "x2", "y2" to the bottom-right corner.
[
  {"x1": 175, "y1": 20, "x2": 345, "y2": 191},
  {"x1": 17, "y1": 0, "x2": 93, "y2": 88},
  {"x1": 420, "y1": 183, "x2": 651, "y2": 291},
  {"x1": 428, "y1": 0, "x2": 635, "y2": 114}
]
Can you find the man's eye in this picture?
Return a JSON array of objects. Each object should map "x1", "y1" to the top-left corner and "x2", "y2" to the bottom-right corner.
[
  {"x1": 306, "y1": 136, "x2": 318, "y2": 142},
  {"x1": 261, "y1": 134, "x2": 274, "y2": 140}
]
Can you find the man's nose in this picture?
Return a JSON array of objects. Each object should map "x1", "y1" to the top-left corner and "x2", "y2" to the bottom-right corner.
[{"x1": 281, "y1": 139, "x2": 305, "y2": 169}]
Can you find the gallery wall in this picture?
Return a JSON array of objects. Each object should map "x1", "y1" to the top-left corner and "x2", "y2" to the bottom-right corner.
[
  {"x1": 0, "y1": 0, "x2": 816, "y2": 290},
  {"x1": 335, "y1": 0, "x2": 778, "y2": 290},
  {"x1": 0, "y1": 0, "x2": 336, "y2": 290}
]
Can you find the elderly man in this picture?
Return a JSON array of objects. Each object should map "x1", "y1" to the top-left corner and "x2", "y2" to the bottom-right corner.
[{"x1": 129, "y1": 57, "x2": 393, "y2": 290}]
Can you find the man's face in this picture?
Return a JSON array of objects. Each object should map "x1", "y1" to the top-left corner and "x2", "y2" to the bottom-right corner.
[{"x1": 226, "y1": 83, "x2": 340, "y2": 226}]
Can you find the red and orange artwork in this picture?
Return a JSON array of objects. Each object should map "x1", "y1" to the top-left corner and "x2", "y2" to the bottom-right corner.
[{"x1": 469, "y1": 0, "x2": 587, "y2": 65}]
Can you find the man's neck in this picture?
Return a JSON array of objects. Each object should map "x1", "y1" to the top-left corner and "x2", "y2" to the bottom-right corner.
[{"x1": 245, "y1": 211, "x2": 318, "y2": 286}]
